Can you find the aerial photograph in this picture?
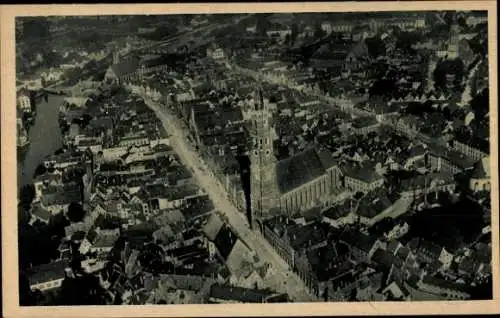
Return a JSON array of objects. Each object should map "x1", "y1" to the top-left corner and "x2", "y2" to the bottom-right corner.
[{"x1": 15, "y1": 11, "x2": 492, "y2": 306}]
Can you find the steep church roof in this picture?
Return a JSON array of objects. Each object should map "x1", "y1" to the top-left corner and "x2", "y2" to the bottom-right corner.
[{"x1": 276, "y1": 148, "x2": 336, "y2": 194}]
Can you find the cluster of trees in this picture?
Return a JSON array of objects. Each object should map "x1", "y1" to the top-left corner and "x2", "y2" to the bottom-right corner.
[
  {"x1": 18, "y1": 49, "x2": 63, "y2": 76},
  {"x1": 369, "y1": 78, "x2": 398, "y2": 99},
  {"x1": 17, "y1": 18, "x2": 51, "y2": 43},
  {"x1": 18, "y1": 183, "x2": 70, "y2": 271},
  {"x1": 18, "y1": 181, "x2": 96, "y2": 305},
  {"x1": 406, "y1": 193, "x2": 485, "y2": 251},
  {"x1": 395, "y1": 31, "x2": 423, "y2": 54},
  {"x1": 470, "y1": 87, "x2": 489, "y2": 118},
  {"x1": 64, "y1": 29, "x2": 111, "y2": 54},
  {"x1": 60, "y1": 67, "x2": 83, "y2": 86},
  {"x1": 402, "y1": 100, "x2": 453, "y2": 120}
]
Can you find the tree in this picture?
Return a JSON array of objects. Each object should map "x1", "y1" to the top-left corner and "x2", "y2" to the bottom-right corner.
[
  {"x1": 138, "y1": 243, "x2": 164, "y2": 274},
  {"x1": 396, "y1": 31, "x2": 422, "y2": 53},
  {"x1": 433, "y1": 59, "x2": 465, "y2": 92},
  {"x1": 470, "y1": 276, "x2": 492, "y2": 300},
  {"x1": 354, "y1": 192, "x2": 364, "y2": 200},
  {"x1": 66, "y1": 202, "x2": 85, "y2": 223},
  {"x1": 49, "y1": 212, "x2": 70, "y2": 238},
  {"x1": 256, "y1": 16, "x2": 271, "y2": 36},
  {"x1": 84, "y1": 59, "x2": 98, "y2": 71},
  {"x1": 369, "y1": 78, "x2": 397, "y2": 99},
  {"x1": 18, "y1": 220, "x2": 58, "y2": 269}
]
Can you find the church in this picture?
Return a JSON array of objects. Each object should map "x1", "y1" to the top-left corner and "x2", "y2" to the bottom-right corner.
[
  {"x1": 104, "y1": 51, "x2": 171, "y2": 84},
  {"x1": 249, "y1": 86, "x2": 343, "y2": 223}
]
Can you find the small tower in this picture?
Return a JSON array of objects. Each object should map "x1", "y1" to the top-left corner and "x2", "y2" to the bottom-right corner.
[{"x1": 250, "y1": 83, "x2": 278, "y2": 222}]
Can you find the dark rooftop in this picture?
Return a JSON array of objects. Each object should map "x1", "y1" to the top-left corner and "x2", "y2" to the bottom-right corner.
[
  {"x1": 209, "y1": 284, "x2": 275, "y2": 303},
  {"x1": 28, "y1": 261, "x2": 68, "y2": 286}
]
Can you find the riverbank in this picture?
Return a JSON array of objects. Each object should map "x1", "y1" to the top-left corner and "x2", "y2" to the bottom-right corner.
[{"x1": 17, "y1": 94, "x2": 65, "y2": 188}]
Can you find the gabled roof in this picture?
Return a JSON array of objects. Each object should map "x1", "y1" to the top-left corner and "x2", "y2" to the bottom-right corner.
[
  {"x1": 408, "y1": 145, "x2": 426, "y2": 158},
  {"x1": 442, "y1": 150, "x2": 476, "y2": 170},
  {"x1": 40, "y1": 186, "x2": 82, "y2": 207},
  {"x1": 306, "y1": 242, "x2": 351, "y2": 282},
  {"x1": 357, "y1": 195, "x2": 393, "y2": 219},
  {"x1": 286, "y1": 222, "x2": 330, "y2": 251},
  {"x1": 93, "y1": 230, "x2": 120, "y2": 248},
  {"x1": 418, "y1": 241, "x2": 443, "y2": 259},
  {"x1": 342, "y1": 162, "x2": 384, "y2": 184},
  {"x1": 396, "y1": 246, "x2": 411, "y2": 260}
]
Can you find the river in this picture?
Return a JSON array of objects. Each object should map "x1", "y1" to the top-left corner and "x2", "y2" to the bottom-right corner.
[{"x1": 17, "y1": 94, "x2": 65, "y2": 188}]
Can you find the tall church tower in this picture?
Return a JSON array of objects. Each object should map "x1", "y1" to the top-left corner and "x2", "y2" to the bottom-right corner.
[{"x1": 250, "y1": 84, "x2": 278, "y2": 222}]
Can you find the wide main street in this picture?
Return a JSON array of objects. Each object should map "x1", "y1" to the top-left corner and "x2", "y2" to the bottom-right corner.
[{"x1": 135, "y1": 91, "x2": 318, "y2": 302}]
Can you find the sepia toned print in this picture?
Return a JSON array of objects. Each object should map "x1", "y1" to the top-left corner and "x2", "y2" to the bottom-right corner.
[{"x1": 2, "y1": 1, "x2": 499, "y2": 317}]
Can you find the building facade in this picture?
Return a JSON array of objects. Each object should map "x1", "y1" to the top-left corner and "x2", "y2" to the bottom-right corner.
[{"x1": 250, "y1": 86, "x2": 279, "y2": 219}]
